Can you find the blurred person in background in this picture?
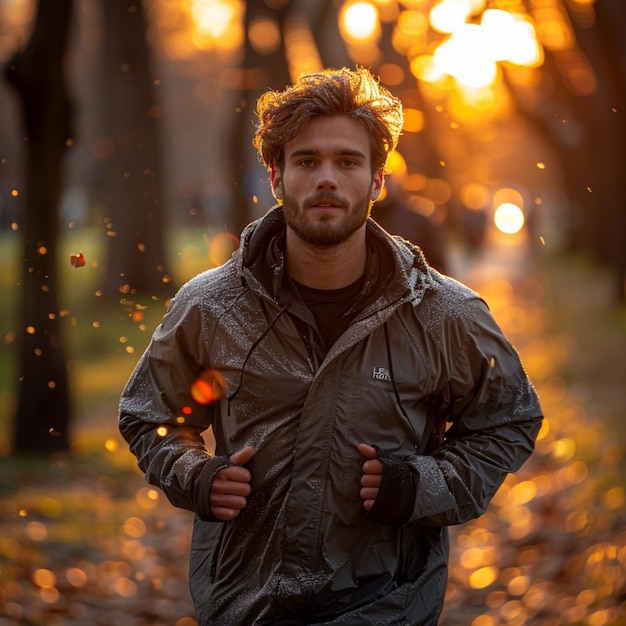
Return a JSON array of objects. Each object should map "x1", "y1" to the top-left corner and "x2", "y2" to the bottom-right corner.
[
  {"x1": 373, "y1": 176, "x2": 449, "y2": 274},
  {"x1": 119, "y1": 67, "x2": 543, "y2": 625}
]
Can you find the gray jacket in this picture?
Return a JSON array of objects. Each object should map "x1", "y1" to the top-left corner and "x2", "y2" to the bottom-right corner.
[{"x1": 119, "y1": 206, "x2": 543, "y2": 625}]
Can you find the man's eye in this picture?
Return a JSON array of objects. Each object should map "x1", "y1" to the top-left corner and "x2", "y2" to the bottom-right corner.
[
  {"x1": 298, "y1": 159, "x2": 315, "y2": 168},
  {"x1": 341, "y1": 159, "x2": 358, "y2": 167}
]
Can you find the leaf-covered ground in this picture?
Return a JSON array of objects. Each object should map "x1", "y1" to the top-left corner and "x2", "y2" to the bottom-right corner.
[
  {"x1": 1, "y1": 248, "x2": 625, "y2": 626},
  {"x1": 441, "y1": 245, "x2": 626, "y2": 626}
]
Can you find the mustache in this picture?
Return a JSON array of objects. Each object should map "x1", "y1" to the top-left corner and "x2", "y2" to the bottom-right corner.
[{"x1": 304, "y1": 192, "x2": 347, "y2": 207}]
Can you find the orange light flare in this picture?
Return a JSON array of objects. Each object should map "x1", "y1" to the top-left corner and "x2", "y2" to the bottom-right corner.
[
  {"x1": 391, "y1": 9, "x2": 429, "y2": 57},
  {"x1": 494, "y1": 202, "x2": 525, "y2": 235},
  {"x1": 340, "y1": 0, "x2": 381, "y2": 43},
  {"x1": 434, "y1": 24, "x2": 498, "y2": 89},
  {"x1": 131, "y1": 309, "x2": 144, "y2": 323},
  {"x1": 492, "y1": 187, "x2": 526, "y2": 236},
  {"x1": 248, "y1": 15, "x2": 281, "y2": 55},
  {"x1": 339, "y1": 0, "x2": 382, "y2": 64},
  {"x1": 429, "y1": 0, "x2": 475, "y2": 35},
  {"x1": 135, "y1": 486, "x2": 161, "y2": 510},
  {"x1": 188, "y1": 0, "x2": 244, "y2": 53},
  {"x1": 204, "y1": 232, "x2": 239, "y2": 267},
  {"x1": 190, "y1": 369, "x2": 226, "y2": 405},
  {"x1": 153, "y1": 0, "x2": 244, "y2": 59},
  {"x1": 426, "y1": 2, "x2": 543, "y2": 90}
]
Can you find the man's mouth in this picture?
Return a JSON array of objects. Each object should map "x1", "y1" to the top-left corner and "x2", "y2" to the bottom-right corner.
[{"x1": 307, "y1": 195, "x2": 344, "y2": 209}]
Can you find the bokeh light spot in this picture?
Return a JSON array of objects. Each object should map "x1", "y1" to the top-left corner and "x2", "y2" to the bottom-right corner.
[
  {"x1": 122, "y1": 516, "x2": 147, "y2": 539},
  {"x1": 340, "y1": 1, "x2": 380, "y2": 42},
  {"x1": 494, "y1": 203, "x2": 525, "y2": 234},
  {"x1": 190, "y1": 369, "x2": 226, "y2": 405},
  {"x1": 469, "y1": 566, "x2": 498, "y2": 589},
  {"x1": 207, "y1": 232, "x2": 239, "y2": 267}
]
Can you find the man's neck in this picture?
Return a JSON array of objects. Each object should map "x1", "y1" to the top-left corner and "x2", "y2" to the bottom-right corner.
[{"x1": 285, "y1": 227, "x2": 367, "y2": 290}]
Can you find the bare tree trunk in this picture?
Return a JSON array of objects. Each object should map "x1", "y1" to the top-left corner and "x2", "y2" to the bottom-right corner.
[
  {"x1": 4, "y1": 0, "x2": 74, "y2": 454},
  {"x1": 573, "y1": 0, "x2": 626, "y2": 302},
  {"x1": 99, "y1": 0, "x2": 172, "y2": 299}
]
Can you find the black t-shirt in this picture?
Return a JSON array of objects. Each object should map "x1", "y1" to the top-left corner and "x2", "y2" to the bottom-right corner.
[{"x1": 293, "y1": 276, "x2": 364, "y2": 349}]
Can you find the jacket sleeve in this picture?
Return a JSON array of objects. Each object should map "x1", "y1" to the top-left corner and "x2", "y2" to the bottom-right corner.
[
  {"x1": 118, "y1": 291, "x2": 231, "y2": 521},
  {"x1": 405, "y1": 296, "x2": 543, "y2": 527}
]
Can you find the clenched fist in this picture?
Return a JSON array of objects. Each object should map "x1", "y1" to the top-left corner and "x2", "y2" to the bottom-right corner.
[
  {"x1": 358, "y1": 443, "x2": 383, "y2": 511},
  {"x1": 210, "y1": 446, "x2": 254, "y2": 520}
]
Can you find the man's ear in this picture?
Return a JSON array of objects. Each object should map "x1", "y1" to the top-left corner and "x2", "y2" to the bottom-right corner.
[
  {"x1": 270, "y1": 169, "x2": 283, "y2": 200},
  {"x1": 370, "y1": 169, "x2": 384, "y2": 201}
]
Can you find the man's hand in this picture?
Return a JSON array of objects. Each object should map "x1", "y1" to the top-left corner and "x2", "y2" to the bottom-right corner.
[
  {"x1": 210, "y1": 446, "x2": 254, "y2": 521},
  {"x1": 358, "y1": 443, "x2": 383, "y2": 511}
]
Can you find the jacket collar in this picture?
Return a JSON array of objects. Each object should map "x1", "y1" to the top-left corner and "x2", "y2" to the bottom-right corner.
[{"x1": 237, "y1": 205, "x2": 436, "y2": 309}]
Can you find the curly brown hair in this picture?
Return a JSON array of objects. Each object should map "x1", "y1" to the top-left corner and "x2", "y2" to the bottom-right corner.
[{"x1": 253, "y1": 67, "x2": 403, "y2": 174}]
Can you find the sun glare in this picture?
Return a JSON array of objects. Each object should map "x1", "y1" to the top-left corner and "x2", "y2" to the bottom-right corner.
[
  {"x1": 424, "y1": 3, "x2": 544, "y2": 91},
  {"x1": 502, "y1": 17, "x2": 544, "y2": 67},
  {"x1": 340, "y1": 1, "x2": 380, "y2": 42},
  {"x1": 434, "y1": 24, "x2": 497, "y2": 88},
  {"x1": 189, "y1": 0, "x2": 243, "y2": 52},
  {"x1": 430, "y1": 0, "x2": 472, "y2": 34},
  {"x1": 480, "y1": 9, "x2": 516, "y2": 62}
]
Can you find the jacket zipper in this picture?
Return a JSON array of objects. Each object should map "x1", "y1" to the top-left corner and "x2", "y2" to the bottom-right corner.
[{"x1": 302, "y1": 325, "x2": 320, "y2": 373}]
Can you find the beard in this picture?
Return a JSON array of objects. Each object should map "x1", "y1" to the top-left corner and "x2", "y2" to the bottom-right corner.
[{"x1": 281, "y1": 188, "x2": 372, "y2": 247}]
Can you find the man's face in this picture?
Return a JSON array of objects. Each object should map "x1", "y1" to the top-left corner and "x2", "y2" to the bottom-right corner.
[{"x1": 271, "y1": 115, "x2": 383, "y2": 247}]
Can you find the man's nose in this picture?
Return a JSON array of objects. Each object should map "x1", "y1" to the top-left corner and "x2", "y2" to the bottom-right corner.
[{"x1": 315, "y1": 162, "x2": 338, "y2": 190}]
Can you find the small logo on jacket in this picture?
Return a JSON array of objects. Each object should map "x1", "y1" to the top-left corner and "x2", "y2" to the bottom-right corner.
[{"x1": 372, "y1": 367, "x2": 391, "y2": 381}]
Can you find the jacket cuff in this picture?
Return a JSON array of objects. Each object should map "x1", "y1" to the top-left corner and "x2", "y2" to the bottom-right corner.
[
  {"x1": 366, "y1": 445, "x2": 418, "y2": 526},
  {"x1": 191, "y1": 455, "x2": 233, "y2": 522}
]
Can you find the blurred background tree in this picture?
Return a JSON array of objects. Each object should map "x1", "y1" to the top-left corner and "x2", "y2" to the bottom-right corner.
[
  {"x1": 97, "y1": 0, "x2": 172, "y2": 299},
  {"x1": 2, "y1": 0, "x2": 171, "y2": 454},
  {"x1": 0, "y1": 0, "x2": 624, "y2": 456},
  {"x1": 4, "y1": 0, "x2": 74, "y2": 453}
]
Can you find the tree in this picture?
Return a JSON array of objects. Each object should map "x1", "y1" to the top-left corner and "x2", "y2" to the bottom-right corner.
[
  {"x1": 226, "y1": 0, "x2": 291, "y2": 236},
  {"x1": 572, "y1": 0, "x2": 626, "y2": 301},
  {"x1": 4, "y1": 0, "x2": 75, "y2": 454},
  {"x1": 98, "y1": 0, "x2": 172, "y2": 299}
]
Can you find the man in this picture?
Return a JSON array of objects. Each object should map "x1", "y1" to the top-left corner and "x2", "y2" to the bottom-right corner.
[{"x1": 119, "y1": 67, "x2": 543, "y2": 625}]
